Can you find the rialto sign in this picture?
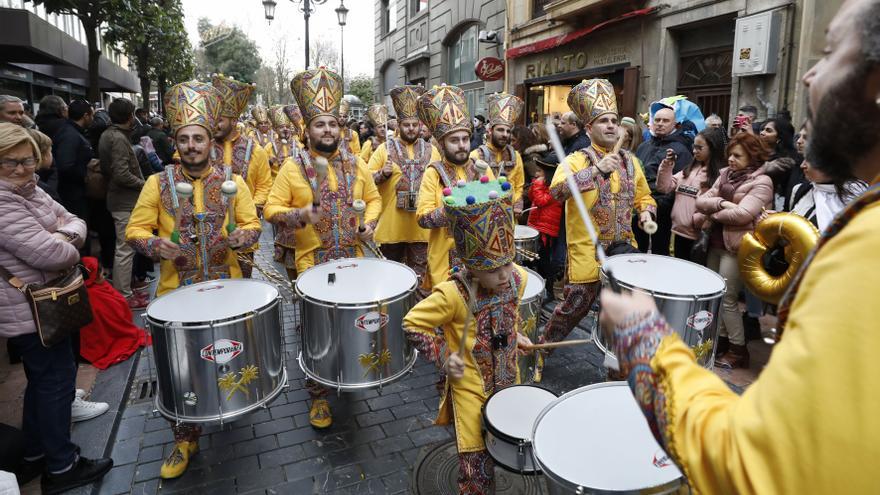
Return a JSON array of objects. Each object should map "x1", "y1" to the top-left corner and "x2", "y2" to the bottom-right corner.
[{"x1": 523, "y1": 46, "x2": 629, "y2": 79}]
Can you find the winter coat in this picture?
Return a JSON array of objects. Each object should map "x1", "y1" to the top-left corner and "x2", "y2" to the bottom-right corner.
[
  {"x1": 694, "y1": 166, "x2": 773, "y2": 253},
  {"x1": 51, "y1": 119, "x2": 93, "y2": 218},
  {"x1": 146, "y1": 127, "x2": 174, "y2": 165},
  {"x1": 635, "y1": 131, "x2": 694, "y2": 209},
  {"x1": 0, "y1": 177, "x2": 87, "y2": 338},
  {"x1": 99, "y1": 124, "x2": 145, "y2": 212},
  {"x1": 527, "y1": 178, "x2": 562, "y2": 237},
  {"x1": 656, "y1": 161, "x2": 710, "y2": 240},
  {"x1": 539, "y1": 130, "x2": 590, "y2": 166}
]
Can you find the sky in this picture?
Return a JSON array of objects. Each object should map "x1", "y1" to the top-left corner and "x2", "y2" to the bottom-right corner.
[{"x1": 181, "y1": 0, "x2": 375, "y2": 78}]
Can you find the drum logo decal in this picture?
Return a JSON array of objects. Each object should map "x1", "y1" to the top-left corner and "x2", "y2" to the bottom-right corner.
[
  {"x1": 355, "y1": 311, "x2": 388, "y2": 333},
  {"x1": 200, "y1": 339, "x2": 244, "y2": 364},
  {"x1": 359, "y1": 349, "x2": 392, "y2": 377},
  {"x1": 218, "y1": 365, "x2": 259, "y2": 401},
  {"x1": 687, "y1": 310, "x2": 713, "y2": 331},
  {"x1": 653, "y1": 449, "x2": 673, "y2": 468}
]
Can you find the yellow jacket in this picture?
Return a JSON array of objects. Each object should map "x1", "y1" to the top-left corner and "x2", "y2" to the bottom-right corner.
[
  {"x1": 550, "y1": 144, "x2": 655, "y2": 283},
  {"x1": 637, "y1": 198, "x2": 880, "y2": 494},
  {"x1": 341, "y1": 127, "x2": 361, "y2": 156},
  {"x1": 360, "y1": 137, "x2": 379, "y2": 163},
  {"x1": 367, "y1": 140, "x2": 440, "y2": 244},
  {"x1": 125, "y1": 171, "x2": 260, "y2": 296},
  {"x1": 215, "y1": 131, "x2": 273, "y2": 207},
  {"x1": 416, "y1": 161, "x2": 495, "y2": 288},
  {"x1": 264, "y1": 150, "x2": 381, "y2": 273},
  {"x1": 470, "y1": 142, "x2": 525, "y2": 208},
  {"x1": 403, "y1": 265, "x2": 528, "y2": 452}
]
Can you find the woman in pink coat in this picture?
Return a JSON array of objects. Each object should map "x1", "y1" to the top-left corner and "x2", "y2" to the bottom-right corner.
[
  {"x1": 0, "y1": 123, "x2": 112, "y2": 493},
  {"x1": 694, "y1": 132, "x2": 773, "y2": 370}
]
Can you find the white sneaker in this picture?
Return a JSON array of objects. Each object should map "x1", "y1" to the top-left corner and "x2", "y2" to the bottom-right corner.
[
  {"x1": 75, "y1": 388, "x2": 86, "y2": 399},
  {"x1": 71, "y1": 396, "x2": 109, "y2": 423}
]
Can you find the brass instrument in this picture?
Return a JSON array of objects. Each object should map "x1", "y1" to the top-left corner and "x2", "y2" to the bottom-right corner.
[{"x1": 738, "y1": 212, "x2": 820, "y2": 304}]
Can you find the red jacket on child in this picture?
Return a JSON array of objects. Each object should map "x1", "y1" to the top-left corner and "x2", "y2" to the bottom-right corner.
[{"x1": 527, "y1": 178, "x2": 562, "y2": 238}]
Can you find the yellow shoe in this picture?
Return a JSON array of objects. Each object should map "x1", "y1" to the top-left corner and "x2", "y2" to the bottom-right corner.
[
  {"x1": 309, "y1": 399, "x2": 332, "y2": 429},
  {"x1": 160, "y1": 441, "x2": 198, "y2": 479}
]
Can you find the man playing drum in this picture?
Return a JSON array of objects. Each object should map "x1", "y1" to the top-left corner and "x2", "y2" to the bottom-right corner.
[
  {"x1": 470, "y1": 92, "x2": 526, "y2": 213},
  {"x1": 416, "y1": 84, "x2": 495, "y2": 290},
  {"x1": 338, "y1": 98, "x2": 360, "y2": 156},
  {"x1": 126, "y1": 81, "x2": 261, "y2": 479},
  {"x1": 404, "y1": 176, "x2": 533, "y2": 495},
  {"x1": 367, "y1": 85, "x2": 440, "y2": 298},
  {"x1": 540, "y1": 79, "x2": 656, "y2": 356},
  {"x1": 264, "y1": 67, "x2": 381, "y2": 429},
  {"x1": 250, "y1": 104, "x2": 278, "y2": 160},
  {"x1": 600, "y1": 1, "x2": 880, "y2": 492}
]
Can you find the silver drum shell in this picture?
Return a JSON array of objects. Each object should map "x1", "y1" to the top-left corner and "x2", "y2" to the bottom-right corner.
[
  {"x1": 518, "y1": 268, "x2": 545, "y2": 382},
  {"x1": 514, "y1": 226, "x2": 541, "y2": 264}
]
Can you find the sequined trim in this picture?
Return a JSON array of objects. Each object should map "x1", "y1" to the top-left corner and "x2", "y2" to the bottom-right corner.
[
  {"x1": 458, "y1": 450, "x2": 495, "y2": 495},
  {"x1": 418, "y1": 206, "x2": 448, "y2": 229}
]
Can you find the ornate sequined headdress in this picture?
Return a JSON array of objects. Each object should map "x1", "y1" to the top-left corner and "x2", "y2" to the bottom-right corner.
[
  {"x1": 164, "y1": 81, "x2": 222, "y2": 137},
  {"x1": 567, "y1": 78, "x2": 618, "y2": 124},
  {"x1": 339, "y1": 98, "x2": 351, "y2": 119},
  {"x1": 366, "y1": 104, "x2": 389, "y2": 127},
  {"x1": 251, "y1": 105, "x2": 270, "y2": 125},
  {"x1": 268, "y1": 105, "x2": 290, "y2": 129},
  {"x1": 417, "y1": 84, "x2": 472, "y2": 141},
  {"x1": 390, "y1": 85, "x2": 426, "y2": 121},
  {"x1": 443, "y1": 177, "x2": 516, "y2": 271},
  {"x1": 289, "y1": 67, "x2": 344, "y2": 124},
  {"x1": 211, "y1": 73, "x2": 255, "y2": 118},
  {"x1": 486, "y1": 92, "x2": 524, "y2": 128},
  {"x1": 283, "y1": 104, "x2": 305, "y2": 138}
]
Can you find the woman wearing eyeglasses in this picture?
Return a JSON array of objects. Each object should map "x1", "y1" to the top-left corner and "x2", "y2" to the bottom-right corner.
[{"x1": 0, "y1": 123, "x2": 112, "y2": 493}]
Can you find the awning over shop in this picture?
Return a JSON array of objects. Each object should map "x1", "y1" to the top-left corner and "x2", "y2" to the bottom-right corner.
[{"x1": 506, "y1": 6, "x2": 659, "y2": 60}]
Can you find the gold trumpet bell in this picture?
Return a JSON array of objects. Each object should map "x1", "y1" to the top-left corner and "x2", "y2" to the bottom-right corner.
[{"x1": 738, "y1": 212, "x2": 820, "y2": 304}]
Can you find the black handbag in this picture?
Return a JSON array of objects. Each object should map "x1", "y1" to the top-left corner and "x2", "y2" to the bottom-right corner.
[{"x1": 0, "y1": 263, "x2": 93, "y2": 347}]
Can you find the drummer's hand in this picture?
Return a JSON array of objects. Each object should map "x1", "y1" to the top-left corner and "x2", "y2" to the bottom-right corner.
[
  {"x1": 382, "y1": 161, "x2": 393, "y2": 177},
  {"x1": 638, "y1": 211, "x2": 654, "y2": 229},
  {"x1": 227, "y1": 228, "x2": 249, "y2": 249},
  {"x1": 357, "y1": 224, "x2": 374, "y2": 242},
  {"x1": 599, "y1": 289, "x2": 658, "y2": 341},
  {"x1": 596, "y1": 154, "x2": 620, "y2": 174},
  {"x1": 298, "y1": 206, "x2": 322, "y2": 226},
  {"x1": 516, "y1": 333, "x2": 534, "y2": 355},
  {"x1": 444, "y1": 352, "x2": 465, "y2": 379},
  {"x1": 155, "y1": 238, "x2": 182, "y2": 260}
]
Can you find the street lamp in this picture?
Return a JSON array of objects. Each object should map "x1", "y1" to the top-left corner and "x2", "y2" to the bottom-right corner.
[
  {"x1": 262, "y1": 0, "x2": 277, "y2": 21},
  {"x1": 261, "y1": 0, "x2": 328, "y2": 69},
  {"x1": 335, "y1": 0, "x2": 348, "y2": 88}
]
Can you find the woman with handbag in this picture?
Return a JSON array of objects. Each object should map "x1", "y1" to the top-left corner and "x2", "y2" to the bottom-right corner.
[
  {"x1": 694, "y1": 132, "x2": 773, "y2": 370},
  {"x1": 655, "y1": 127, "x2": 726, "y2": 263},
  {"x1": 0, "y1": 123, "x2": 112, "y2": 494}
]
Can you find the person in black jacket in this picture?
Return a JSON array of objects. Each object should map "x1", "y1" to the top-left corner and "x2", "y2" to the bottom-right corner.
[
  {"x1": 634, "y1": 104, "x2": 694, "y2": 256},
  {"x1": 53, "y1": 99, "x2": 95, "y2": 222}
]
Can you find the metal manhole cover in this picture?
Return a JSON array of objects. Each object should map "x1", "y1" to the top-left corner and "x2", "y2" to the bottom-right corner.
[{"x1": 412, "y1": 441, "x2": 547, "y2": 494}]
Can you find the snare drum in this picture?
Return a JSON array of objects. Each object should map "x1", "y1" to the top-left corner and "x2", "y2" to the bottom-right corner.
[
  {"x1": 514, "y1": 225, "x2": 540, "y2": 264},
  {"x1": 598, "y1": 254, "x2": 725, "y2": 368},
  {"x1": 532, "y1": 382, "x2": 684, "y2": 494},
  {"x1": 518, "y1": 267, "x2": 545, "y2": 383},
  {"x1": 482, "y1": 385, "x2": 558, "y2": 474},
  {"x1": 296, "y1": 258, "x2": 418, "y2": 391},
  {"x1": 145, "y1": 279, "x2": 286, "y2": 424}
]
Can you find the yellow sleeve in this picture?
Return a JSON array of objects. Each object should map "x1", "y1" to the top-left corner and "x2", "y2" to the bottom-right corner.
[
  {"x1": 549, "y1": 151, "x2": 588, "y2": 199},
  {"x1": 468, "y1": 149, "x2": 481, "y2": 162},
  {"x1": 349, "y1": 129, "x2": 361, "y2": 155},
  {"x1": 416, "y1": 166, "x2": 442, "y2": 220},
  {"x1": 359, "y1": 139, "x2": 373, "y2": 162},
  {"x1": 367, "y1": 142, "x2": 388, "y2": 173},
  {"x1": 232, "y1": 175, "x2": 261, "y2": 231},
  {"x1": 511, "y1": 152, "x2": 525, "y2": 203},
  {"x1": 632, "y1": 156, "x2": 657, "y2": 214},
  {"x1": 248, "y1": 145, "x2": 273, "y2": 206},
  {"x1": 430, "y1": 144, "x2": 442, "y2": 162},
  {"x1": 125, "y1": 175, "x2": 161, "y2": 241},
  {"x1": 264, "y1": 140, "x2": 276, "y2": 162},
  {"x1": 264, "y1": 157, "x2": 299, "y2": 220},
  {"x1": 355, "y1": 157, "x2": 382, "y2": 224},
  {"x1": 404, "y1": 283, "x2": 457, "y2": 333},
  {"x1": 403, "y1": 282, "x2": 463, "y2": 364}
]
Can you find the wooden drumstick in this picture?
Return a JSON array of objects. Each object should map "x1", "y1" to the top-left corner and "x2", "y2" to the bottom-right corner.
[
  {"x1": 611, "y1": 127, "x2": 627, "y2": 154},
  {"x1": 312, "y1": 155, "x2": 329, "y2": 213},
  {"x1": 172, "y1": 182, "x2": 193, "y2": 244},
  {"x1": 519, "y1": 339, "x2": 592, "y2": 351},
  {"x1": 221, "y1": 180, "x2": 238, "y2": 233},
  {"x1": 474, "y1": 159, "x2": 488, "y2": 178}
]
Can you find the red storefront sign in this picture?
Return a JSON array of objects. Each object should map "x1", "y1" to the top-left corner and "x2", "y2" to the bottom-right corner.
[{"x1": 475, "y1": 57, "x2": 505, "y2": 81}]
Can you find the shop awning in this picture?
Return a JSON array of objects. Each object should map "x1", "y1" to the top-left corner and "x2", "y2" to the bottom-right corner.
[{"x1": 506, "y1": 6, "x2": 660, "y2": 60}]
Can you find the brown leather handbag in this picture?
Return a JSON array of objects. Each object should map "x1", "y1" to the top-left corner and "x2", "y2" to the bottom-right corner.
[{"x1": 0, "y1": 264, "x2": 93, "y2": 347}]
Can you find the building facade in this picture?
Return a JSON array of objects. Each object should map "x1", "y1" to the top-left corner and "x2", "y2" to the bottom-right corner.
[
  {"x1": 504, "y1": 0, "x2": 836, "y2": 128},
  {"x1": 0, "y1": 0, "x2": 138, "y2": 108},
  {"x1": 373, "y1": 0, "x2": 507, "y2": 119}
]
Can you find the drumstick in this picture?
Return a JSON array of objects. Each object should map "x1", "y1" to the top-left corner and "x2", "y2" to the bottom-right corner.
[
  {"x1": 474, "y1": 159, "x2": 488, "y2": 178},
  {"x1": 312, "y1": 155, "x2": 329, "y2": 213},
  {"x1": 519, "y1": 339, "x2": 592, "y2": 351},
  {"x1": 172, "y1": 182, "x2": 194, "y2": 245},
  {"x1": 611, "y1": 128, "x2": 627, "y2": 154},
  {"x1": 221, "y1": 180, "x2": 238, "y2": 233},
  {"x1": 351, "y1": 200, "x2": 384, "y2": 259}
]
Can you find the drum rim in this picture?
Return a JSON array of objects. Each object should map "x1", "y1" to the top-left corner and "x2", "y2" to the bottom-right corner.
[
  {"x1": 484, "y1": 429, "x2": 542, "y2": 476},
  {"x1": 294, "y1": 257, "x2": 418, "y2": 307},
  {"x1": 297, "y1": 349, "x2": 419, "y2": 391},
  {"x1": 531, "y1": 381, "x2": 684, "y2": 494},
  {"x1": 602, "y1": 253, "x2": 726, "y2": 299},
  {"x1": 481, "y1": 384, "x2": 559, "y2": 445},
  {"x1": 514, "y1": 225, "x2": 540, "y2": 238},
  {"x1": 521, "y1": 267, "x2": 545, "y2": 302},
  {"x1": 144, "y1": 279, "x2": 281, "y2": 327}
]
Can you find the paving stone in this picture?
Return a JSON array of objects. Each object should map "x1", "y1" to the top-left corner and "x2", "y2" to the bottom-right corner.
[
  {"x1": 327, "y1": 463, "x2": 367, "y2": 489},
  {"x1": 380, "y1": 416, "x2": 425, "y2": 437},
  {"x1": 366, "y1": 393, "x2": 404, "y2": 411},
  {"x1": 121, "y1": 402, "x2": 153, "y2": 419},
  {"x1": 285, "y1": 388, "x2": 311, "y2": 403},
  {"x1": 359, "y1": 453, "x2": 404, "y2": 478},
  {"x1": 110, "y1": 437, "x2": 142, "y2": 466},
  {"x1": 292, "y1": 412, "x2": 313, "y2": 429},
  {"x1": 114, "y1": 414, "x2": 147, "y2": 442},
  {"x1": 370, "y1": 434, "x2": 414, "y2": 457},
  {"x1": 390, "y1": 400, "x2": 429, "y2": 420},
  {"x1": 133, "y1": 459, "x2": 163, "y2": 483},
  {"x1": 408, "y1": 426, "x2": 451, "y2": 447},
  {"x1": 209, "y1": 454, "x2": 259, "y2": 479},
  {"x1": 328, "y1": 478, "x2": 388, "y2": 495},
  {"x1": 231, "y1": 408, "x2": 272, "y2": 426},
  {"x1": 254, "y1": 417, "x2": 294, "y2": 437},
  {"x1": 129, "y1": 479, "x2": 159, "y2": 495},
  {"x1": 381, "y1": 470, "x2": 411, "y2": 493},
  {"x1": 266, "y1": 477, "x2": 317, "y2": 494},
  {"x1": 327, "y1": 444, "x2": 374, "y2": 467},
  {"x1": 277, "y1": 426, "x2": 320, "y2": 447},
  {"x1": 283, "y1": 456, "x2": 330, "y2": 482},
  {"x1": 233, "y1": 434, "x2": 278, "y2": 457},
  {"x1": 140, "y1": 428, "x2": 173, "y2": 447},
  {"x1": 142, "y1": 415, "x2": 169, "y2": 433},
  {"x1": 155, "y1": 467, "x2": 211, "y2": 493},
  {"x1": 341, "y1": 424, "x2": 386, "y2": 447},
  {"x1": 399, "y1": 386, "x2": 437, "y2": 403},
  {"x1": 234, "y1": 465, "x2": 286, "y2": 492},
  {"x1": 356, "y1": 409, "x2": 394, "y2": 428},
  {"x1": 210, "y1": 425, "x2": 254, "y2": 445},
  {"x1": 137, "y1": 445, "x2": 164, "y2": 464},
  {"x1": 96, "y1": 463, "x2": 137, "y2": 495},
  {"x1": 269, "y1": 400, "x2": 309, "y2": 420},
  {"x1": 259, "y1": 445, "x2": 305, "y2": 469}
]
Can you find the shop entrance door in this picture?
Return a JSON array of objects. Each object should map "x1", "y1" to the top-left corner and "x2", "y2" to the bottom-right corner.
[{"x1": 677, "y1": 48, "x2": 733, "y2": 126}]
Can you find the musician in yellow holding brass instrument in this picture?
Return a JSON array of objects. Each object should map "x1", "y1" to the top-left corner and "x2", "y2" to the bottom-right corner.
[
  {"x1": 264, "y1": 67, "x2": 381, "y2": 429},
  {"x1": 600, "y1": 1, "x2": 880, "y2": 492},
  {"x1": 126, "y1": 81, "x2": 261, "y2": 480}
]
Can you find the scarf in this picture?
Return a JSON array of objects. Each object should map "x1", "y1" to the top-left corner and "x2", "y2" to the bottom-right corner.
[{"x1": 719, "y1": 166, "x2": 758, "y2": 202}]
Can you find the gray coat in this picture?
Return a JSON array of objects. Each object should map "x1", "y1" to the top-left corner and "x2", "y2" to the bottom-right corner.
[{"x1": 99, "y1": 124, "x2": 144, "y2": 212}]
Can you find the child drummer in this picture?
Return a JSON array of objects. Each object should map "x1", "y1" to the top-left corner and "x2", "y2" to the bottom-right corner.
[{"x1": 403, "y1": 176, "x2": 534, "y2": 494}]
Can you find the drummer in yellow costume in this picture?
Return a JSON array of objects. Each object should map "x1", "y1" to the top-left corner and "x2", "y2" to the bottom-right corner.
[
  {"x1": 338, "y1": 98, "x2": 360, "y2": 156},
  {"x1": 264, "y1": 67, "x2": 381, "y2": 428},
  {"x1": 416, "y1": 84, "x2": 495, "y2": 289},
  {"x1": 211, "y1": 74, "x2": 273, "y2": 277},
  {"x1": 367, "y1": 84, "x2": 440, "y2": 297},
  {"x1": 360, "y1": 103, "x2": 388, "y2": 163},
  {"x1": 469, "y1": 92, "x2": 526, "y2": 212},
  {"x1": 126, "y1": 81, "x2": 261, "y2": 480},
  {"x1": 250, "y1": 104, "x2": 277, "y2": 156},
  {"x1": 266, "y1": 104, "x2": 298, "y2": 180},
  {"x1": 541, "y1": 78, "x2": 655, "y2": 352},
  {"x1": 404, "y1": 177, "x2": 533, "y2": 495}
]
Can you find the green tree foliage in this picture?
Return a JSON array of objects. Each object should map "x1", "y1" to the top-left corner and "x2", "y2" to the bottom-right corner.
[
  {"x1": 347, "y1": 76, "x2": 375, "y2": 107},
  {"x1": 195, "y1": 19, "x2": 262, "y2": 84}
]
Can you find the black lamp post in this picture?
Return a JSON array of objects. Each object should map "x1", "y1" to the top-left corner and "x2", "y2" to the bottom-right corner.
[
  {"x1": 262, "y1": 0, "x2": 328, "y2": 69},
  {"x1": 262, "y1": 0, "x2": 277, "y2": 21},
  {"x1": 335, "y1": 1, "x2": 348, "y2": 88}
]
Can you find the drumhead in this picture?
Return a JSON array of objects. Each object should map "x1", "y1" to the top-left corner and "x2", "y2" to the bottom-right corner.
[
  {"x1": 532, "y1": 382, "x2": 682, "y2": 492},
  {"x1": 146, "y1": 279, "x2": 279, "y2": 323},
  {"x1": 603, "y1": 253, "x2": 724, "y2": 297},
  {"x1": 522, "y1": 267, "x2": 545, "y2": 300},
  {"x1": 515, "y1": 225, "x2": 539, "y2": 240},
  {"x1": 485, "y1": 385, "x2": 557, "y2": 441},
  {"x1": 296, "y1": 258, "x2": 417, "y2": 305}
]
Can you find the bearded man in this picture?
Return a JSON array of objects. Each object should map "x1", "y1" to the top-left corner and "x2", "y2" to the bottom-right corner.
[{"x1": 470, "y1": 92, "x2": 526, "y2": 212}]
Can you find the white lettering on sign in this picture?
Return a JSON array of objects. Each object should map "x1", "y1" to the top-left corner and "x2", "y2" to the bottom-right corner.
[
  {"x1": 200, "y1": 339, "x2": 244, "y2": 364},
  {"x1": 355, "y1": 311, "x2": 388, "y2": 333}
]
